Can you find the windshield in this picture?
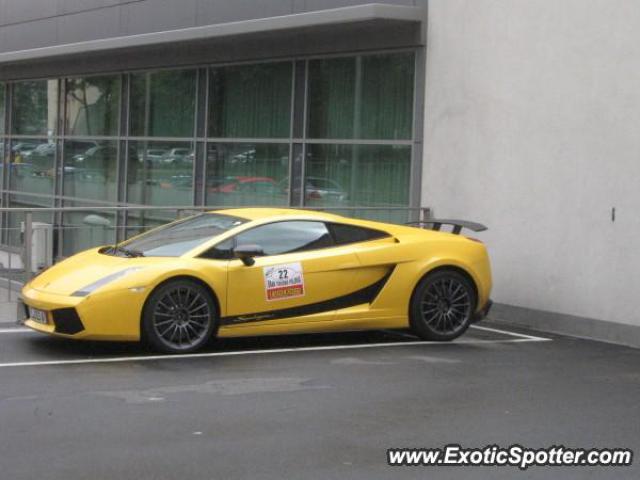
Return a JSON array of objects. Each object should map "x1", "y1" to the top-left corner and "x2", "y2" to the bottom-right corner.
[{"x1": 118, "y1": 213, "x2": 246, "y2": 257}]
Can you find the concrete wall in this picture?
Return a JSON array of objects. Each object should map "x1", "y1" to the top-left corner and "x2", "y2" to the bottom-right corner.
[
  {"x1": 423, "y1": 0, "x2": 640, "y2": 332},
  {"x1": 0, "y1": 0, "x2": 425, "y2": 53}
]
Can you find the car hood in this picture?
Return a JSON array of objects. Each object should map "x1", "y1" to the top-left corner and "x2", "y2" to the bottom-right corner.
[{"x1": 27, "y1": 248, "x2": 148, "y2": 296}]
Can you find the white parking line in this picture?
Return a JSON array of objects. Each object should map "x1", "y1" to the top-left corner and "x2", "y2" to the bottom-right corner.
[
  {"x1": 469, "y1": 324, "x2": 549, "y2": 341},
  {"x1": 0, "y1": 335, "x2": 551, "y2": 369},
  {"x1": 0, "y1": 325, "x2": 549, "y2": 340},
  {"x1": 380, "y1": 325, "x2": 550, "y2": 342},
  {"x1": 0, "y1": 327, "x2": 31, "y2": 334}
]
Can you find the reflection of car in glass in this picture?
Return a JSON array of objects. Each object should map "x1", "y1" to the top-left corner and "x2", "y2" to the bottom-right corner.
[
  {"x1": 279, "y1": 177, "x2": 349, "y2": 202},
  {"x1": 206, "y1": 176, "x2": 234, "y2": 191},
  {"x1": 230, "y1": 149, "x2": 256, "y2": 164},
  {"x1": 235, "y1": 179, "x2": 280, "y2": 195},
  {"x1": 20, "y1": 208, "x2": 492, "y2": 354},
  {"x1": 12, "y1": 142, "x2": 39, "y2": 155},
  {"x1": 210, "y1": 176, "x2": 277, "y2": 194},
  {"x1": 161, "y1": 148, "x2": 193, "y2": 165},
  {"x1": 160, "y1": 174, "x2": 193, "y2": 189},
  {"x1": 305, "y1": 177, "x2": 348, "y2": 202},
  {"x1": 20, "y1": 143, "x2": 58, "y2": 175},
  {"x1": 71, "y1": 145, "x2": 114, "y2": 165},
  {"x1": 23, "y1": 142, "x2": 56, "y2": 160},
  {"x1": 144, "y1": 149, "x2": 168, "y2": 163}
]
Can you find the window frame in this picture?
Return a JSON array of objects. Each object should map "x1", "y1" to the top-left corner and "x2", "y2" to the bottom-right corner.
[
  {"x1": 326, "y1": 222, "x2": 391, "y2": 246},
  {"x1": 199, "y1": 219, "x2": 391, "y2": 260}
]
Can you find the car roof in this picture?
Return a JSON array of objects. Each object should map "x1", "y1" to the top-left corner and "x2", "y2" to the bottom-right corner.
[
  {"x1": 207, "y1": 207, "x2": 344, "y2": 222},
  {"x1": 201, "y1": 207, "x2": 450, "y2": 243}
]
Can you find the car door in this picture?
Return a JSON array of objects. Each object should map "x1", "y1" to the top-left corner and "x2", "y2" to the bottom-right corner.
[{"x1": 224, "y1": 220, "x2": 374, "y2": 325}]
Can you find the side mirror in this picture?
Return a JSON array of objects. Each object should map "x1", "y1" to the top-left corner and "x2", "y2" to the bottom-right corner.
[{"x1": 233, "y1": 244, "x2": 264, "y2": 266}]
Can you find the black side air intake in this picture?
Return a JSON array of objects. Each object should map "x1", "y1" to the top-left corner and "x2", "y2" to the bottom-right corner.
[{"x1": 52, "y1": 308, "x2": 85, "y2": 335}]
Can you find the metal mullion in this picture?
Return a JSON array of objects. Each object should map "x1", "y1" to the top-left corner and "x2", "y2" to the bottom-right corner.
[
  {"x1": 1, "y1": 189, "x2": 131, "y2": 206},
  {"x1": 287, "y1": 61, "x2": 297, "y2": 207},
  {"x1": 1, "y1": 83, "x2": 12, "y2": 243},
  {"x1": 289, "y1": 61, "x2": 297, "y2": 141},
  {"x1": 201, "y1": 68, "x2": 210, "y2": 207},
  {"x1": 53, "y1": 78, "x2": 65, "y2": 260},
  {"x1": 297, "y1": 59, "x2": 311, "y2": 207},
  {"x1": 192, "y1": 69, "x2": 199, "y2": 207},
  {"x1": 193, "y1": 68, "x2": 206, "y2": 207},
  {"x1": 204, "y1": 137, "x2": 290, "y2": 144},
  {"x1": 125, "y1": 136, "x2": 204, "y2": 143},
  {"x1": 409, "y1": 47, "x2": 425, "y2": 221},
  {"x1": 62, "y1": 135, "x2": 121, "y2": 141},
  {"x1": 137, "y1": 72, "x2": 152, "y2": 229},
  {"x1": 302, "y1": 138, "x2": 413, "y2": 146},
  {"x1": 7, "y1": 134, "x2": 51, "y2": 140},
  {"x1": 115, "y1": 73, "x2": 129, "y2": 243}
]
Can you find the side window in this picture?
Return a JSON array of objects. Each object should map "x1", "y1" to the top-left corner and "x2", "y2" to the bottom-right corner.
[
  {"x1": 199, "y1": 238, "x2": 234, "y2": 260},
  {"x1": 328, "y1": 223, "x2": 389, "y2": 245},
  {"x1": 235, "y1": 221, "x2": 333, "y2": 256}
]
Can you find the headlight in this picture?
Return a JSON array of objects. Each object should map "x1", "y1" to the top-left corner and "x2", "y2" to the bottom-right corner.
[{"x1": 72, "y1": 267, "x2": 143, "y2": 297}]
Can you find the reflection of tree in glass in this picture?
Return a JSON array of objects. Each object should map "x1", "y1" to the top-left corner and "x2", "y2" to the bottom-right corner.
[
  {"x1": 66, "y1": 76, "x2": 119, "y2": 136},
  {"x1": 13, "y1": 81, "x2": 53, "y2": 135}
]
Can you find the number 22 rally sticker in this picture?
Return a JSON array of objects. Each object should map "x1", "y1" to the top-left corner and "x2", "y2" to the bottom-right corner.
[{"x1": 263, "y1": 263, "x2": 305, "y2": 301}]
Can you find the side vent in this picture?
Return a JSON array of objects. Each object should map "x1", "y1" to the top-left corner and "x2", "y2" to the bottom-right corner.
[{"x1": 52, "y1": 308, "x2": 85, "y2": 335}]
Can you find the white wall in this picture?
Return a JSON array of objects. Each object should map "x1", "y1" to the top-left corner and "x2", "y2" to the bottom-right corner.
[{"x1": 422, "y1": 0, "x2": 640, "y2": 327}]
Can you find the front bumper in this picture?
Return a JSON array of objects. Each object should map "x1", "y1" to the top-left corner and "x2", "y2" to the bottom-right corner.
[
  {"x1": 472, "y1": 299, "x2": 493, "y2": 323},
  {"x1": 20, "y1": 285, "x2": 146, "y2": 341},
  {"x1": 17, "y1": 299, "x2": 84, "y2": 335}
]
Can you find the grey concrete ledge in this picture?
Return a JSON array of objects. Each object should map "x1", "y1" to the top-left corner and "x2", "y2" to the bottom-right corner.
[
  {"x1": 0, "y1": 3, "x2": 424, "y2": 66},
  {"x1": 490, "y1": 303, "x2": 640, "y2": 349}
]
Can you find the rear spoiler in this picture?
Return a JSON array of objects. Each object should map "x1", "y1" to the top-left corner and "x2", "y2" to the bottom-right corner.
[{"x1": 406, "y1": 219, "x2": 487, "y2": 235}]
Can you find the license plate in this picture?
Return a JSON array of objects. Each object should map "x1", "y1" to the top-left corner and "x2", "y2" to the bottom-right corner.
[{"x1": 29, "y1": 307, "x2": 48, "y2": 325}]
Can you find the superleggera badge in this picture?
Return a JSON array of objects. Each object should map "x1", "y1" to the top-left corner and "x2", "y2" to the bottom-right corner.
[{"x1": 263, "y1": 263, "x2": 305, "y2": 301}]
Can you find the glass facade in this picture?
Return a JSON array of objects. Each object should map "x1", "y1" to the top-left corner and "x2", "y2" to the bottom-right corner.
[
  {"x1": 205, "y1": 143, "x2": 289, "y2": 207},
  {"x1": 305, "y1": 144, "x2": 411, "y2": 207},
  {"x1": 130, "y1": 69, "x2": 196, "y2": 137},
  {"x1": 307, "y1": 53, "x2": 414, "y2": 140},
  {"x1": 65, "y1": 76, "x2": 120, "y2": 137},
  {"x1": 208, "y1": 62, "x2": 292, "y2": 138},
  {"x1": 12, "y1": 80, "x2": 58, "y2": 136},
  {"x1": 0, "y1": 50, "x2": 417, "y2": 258},
  {"x1": 0, "y1": 82, "x2": 5, "y2": 137}
]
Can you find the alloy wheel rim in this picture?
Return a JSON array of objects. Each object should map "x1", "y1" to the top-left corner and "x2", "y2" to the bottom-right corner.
[
  {"x1": 153, "y1": 286, "x2": 211, "y2": 350},
  {"x1": 421, "y1": 278, "x2": 471, "y2": 334}
]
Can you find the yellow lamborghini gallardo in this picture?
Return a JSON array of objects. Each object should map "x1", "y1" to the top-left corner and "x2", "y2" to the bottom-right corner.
[{"x1": 20, "y1": 208, "x2": 492, "y2": 353}]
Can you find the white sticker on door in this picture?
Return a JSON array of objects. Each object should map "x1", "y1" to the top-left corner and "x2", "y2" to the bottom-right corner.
[{"x1": 263, "y1": 263, "x2": 305, "y2": 301}]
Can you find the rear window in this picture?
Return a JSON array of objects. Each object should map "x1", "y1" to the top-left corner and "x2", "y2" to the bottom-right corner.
[{"x1": 328, "y1": 223, "x2": 389, "y2": 245}]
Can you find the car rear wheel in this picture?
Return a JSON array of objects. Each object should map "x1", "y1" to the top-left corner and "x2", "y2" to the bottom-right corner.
[
  {"x1": 409, "y1": 269, "x2": 477, "y2": 341},
  {"x1": 142, "y1": 279, "x2": 217, "y2": 354}
]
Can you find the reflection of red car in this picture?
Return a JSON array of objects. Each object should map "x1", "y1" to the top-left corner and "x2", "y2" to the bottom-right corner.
[{"x1": 208, "y1": 176, "x2": 276, "y2": 193}]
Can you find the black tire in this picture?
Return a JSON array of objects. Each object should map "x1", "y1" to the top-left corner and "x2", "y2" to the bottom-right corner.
[
  {"x1": 142, "y1": 279, "x2": 217, "y2": 354},
  {"x1": 409, "y1": 269, "x2": 477, "y2": 341}
]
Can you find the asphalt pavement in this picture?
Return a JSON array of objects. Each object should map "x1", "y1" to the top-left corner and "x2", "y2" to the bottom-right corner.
[{"x1": 0, "y1": 320, "x2": 638, "y2": 480}]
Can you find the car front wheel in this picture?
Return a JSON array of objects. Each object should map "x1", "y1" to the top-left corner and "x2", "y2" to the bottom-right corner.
[
  {"x1": 142, "y1": 279, "x2": 217, "y2": 354},
  {"x1": 409, "y1": 269, "x2": 477, "y2": 341}
]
